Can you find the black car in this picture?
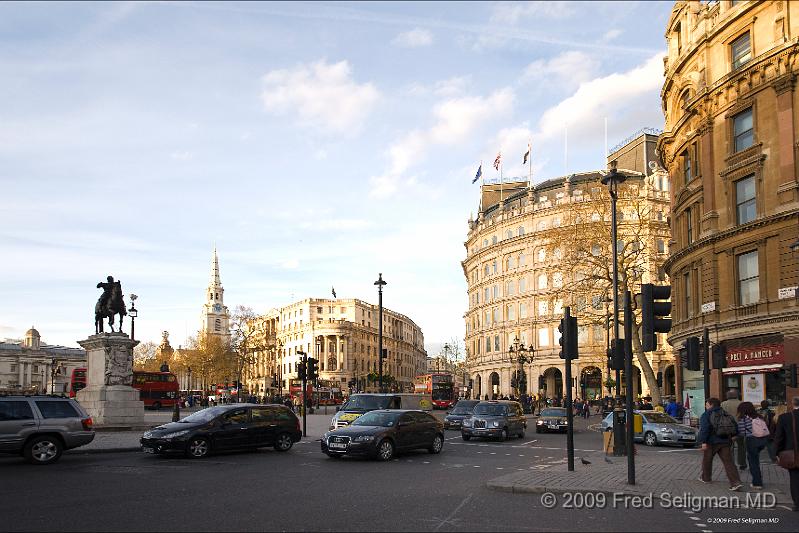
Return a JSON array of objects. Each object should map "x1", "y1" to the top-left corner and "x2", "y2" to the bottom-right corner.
[
  {"x1": 443, "y1": 400, "x2": 479, "y2": 430},
  {"x1": 535, "y1": 407, "x2": 568, "y2": 433},
  {"x1": 140, "y1": 404, "x2": 301, "y2": 458},
  {"x1": 321, "y1": 409, "x2": 444, "y2": 461}
]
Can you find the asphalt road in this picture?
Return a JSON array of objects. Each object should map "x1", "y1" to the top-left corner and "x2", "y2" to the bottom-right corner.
[{"x1": 1, "y1": 415, "x2": 796, "y2": 532}]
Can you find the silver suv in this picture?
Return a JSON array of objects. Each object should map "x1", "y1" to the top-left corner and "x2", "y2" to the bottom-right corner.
[{"x1": 0, "y1": 395, "x2": 95, "y2": 464}]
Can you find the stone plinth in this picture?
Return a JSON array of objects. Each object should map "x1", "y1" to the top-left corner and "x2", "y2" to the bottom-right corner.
[{"x1": 76, "y1": 332, "x2": 144, "y2": 427}]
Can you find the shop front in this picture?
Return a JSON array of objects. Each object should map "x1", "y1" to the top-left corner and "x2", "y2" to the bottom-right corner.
[{"x1": 721, "y1": 335, "x2": 785, "y2": 407}]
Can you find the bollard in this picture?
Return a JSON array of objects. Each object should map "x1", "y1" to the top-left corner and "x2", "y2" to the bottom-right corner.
[
  {"x1": 172, "y1": 401, "x2": 180, "y2": 422},
  {"x1": 612, "y1": 407, "x2": 626, "y2": 456}
]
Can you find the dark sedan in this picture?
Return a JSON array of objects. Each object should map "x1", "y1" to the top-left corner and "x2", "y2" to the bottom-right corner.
[
  {"x1": 535, "y1": 407, "x2": 568, "y2": 433},
  {"x1": 443, "y1": 400, "x2": 479, "y2": 430},
  {"x1": 321, "y1": 409, "x2": 444, "y2": 461},
  {"x1": 140, "y1": 404, "x2": 301, "y2": 458}
]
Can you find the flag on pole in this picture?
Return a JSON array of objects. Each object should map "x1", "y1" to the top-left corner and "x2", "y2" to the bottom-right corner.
[
  {"x1": 523, "y1": 143, "x2": 531, "y2": 165},
  {"x1": 332, "y1": 287, "x2": 337, "y2": 298},
  {"x1": 493, "y1": 152, "x2": 502, "y2": 171},
  {"x1": 472, "y1": 164, "x2": 482, "y2": 184}
]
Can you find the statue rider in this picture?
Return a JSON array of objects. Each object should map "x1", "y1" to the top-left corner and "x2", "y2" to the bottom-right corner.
[{"x1": 96, "y1": 276, "x2": 116, "y2": 309}]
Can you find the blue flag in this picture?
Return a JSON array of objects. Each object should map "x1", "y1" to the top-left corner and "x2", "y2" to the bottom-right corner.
[{"x1": 472, "y1": 164, "x2": 482, "y2": 184}]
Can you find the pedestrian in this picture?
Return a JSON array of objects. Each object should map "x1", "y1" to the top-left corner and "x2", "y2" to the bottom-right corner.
[
  {"x1": 737, "y1": 401, "x2": 768, "y2": 489},
  {"x1": 583, "y1": 400, "x2": 590, "y2": 419},
  {"x1": 642, "y1": 397, "x2": 654, "y2": 411},
  {"x1": 697, "y1": 397, "x2": 742, "y2": 491},
  {"x1": 721, "y1": 389, "x2": 746, "y2": 470},
  {"x1": 757, "y1": 400, "x2": 778, "y2": 463},
  {"x1": 774, "y1": 396, "x2": 799, "y2": 511},
  {"x1": 666, "y1": 397, "x2": 679, "y2": 418}
]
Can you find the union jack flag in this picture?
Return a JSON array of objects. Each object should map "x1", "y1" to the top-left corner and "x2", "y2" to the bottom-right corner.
[{"x1": 493, "y1": 152, "x2": 502, "y2": 171}]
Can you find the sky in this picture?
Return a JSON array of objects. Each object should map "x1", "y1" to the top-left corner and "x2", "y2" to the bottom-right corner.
[{"x1": 0, "y1": 1, "x2": 672, "y2": 356}]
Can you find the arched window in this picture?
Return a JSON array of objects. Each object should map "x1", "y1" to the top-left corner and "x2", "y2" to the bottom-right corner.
[
  {"x1": 506, "y1": 280, "x2": 515, "y2": 295},
  {"x1": 554, "y1": 247, "x2": 563, "y2": 260},
  {"x1": 483, "y1": 239, "x2": 489, "y2": 248},
  {"x1": 519, "y1": 277, "x2": 527, "y2": 293},
  {"x1": 680, "y1": 88, "x2": 691, "y2": 109},
  {"x1": 519, "y1": 302, "x2": 528, "y2": 318},
  {"x1": 591, "y1": 213, "x2": 601, "y2": 222},
  {"x1": 507, "y1": 305, "x2": 516, "y2": 320}
]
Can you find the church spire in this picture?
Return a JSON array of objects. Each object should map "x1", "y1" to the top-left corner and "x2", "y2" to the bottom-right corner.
[{"x1": 210, "y1": 245, "x2": 222, "y2": 288}]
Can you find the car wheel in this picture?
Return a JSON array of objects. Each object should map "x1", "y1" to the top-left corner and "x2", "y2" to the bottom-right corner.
[
  {"x1": 376, "y1": 439, "x2": 395, "y2": 461},
  {"x1": 429, "y1": 434, "x2": 444, "y2": 454},
  {"x1": 186, "y1": 437, "x2": 210, "y2": 458},
  {"x1": 499, "y1": 428, "x2": 508, "y2": 442},
  {"x1": 462, "y1": 434, "x2": 471, "y2": 441},
  {"x1": 274, "y1": 432, "x2": 294, "y2": 452},
  {"x1": 644, "y1": 432, "x2": 657, "y2": 447},
  {"x1": 152, "y1": 401, "x2": 161, "y2": 410},
  {"x1": 24, "y1": 435, "x2": 63, "y2": 465}
]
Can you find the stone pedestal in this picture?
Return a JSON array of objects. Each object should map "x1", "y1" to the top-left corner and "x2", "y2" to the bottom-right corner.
[{"x1": 76, "y1": 332, "x2": 144, "y2": 427}]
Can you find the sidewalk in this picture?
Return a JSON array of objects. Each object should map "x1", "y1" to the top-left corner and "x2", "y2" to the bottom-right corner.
[
  {"x1": 487, "y1": 447, "x2": 793, "y2": 507},
  {"x1": 68, "y1": 408, "x2": 337, "y2": 454}
]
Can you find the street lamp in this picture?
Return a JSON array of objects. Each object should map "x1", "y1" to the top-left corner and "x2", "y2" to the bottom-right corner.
[
  {"x1": 600, "y1": 160, "x2": 626, "y2": 402},
  {"x1": 128, "y1": 294, "x2": 138, "y2": 340},
  {"x1": 50, "y1": 359, "x2": 63, "y2": 395},
  {"x1": 507, "y1": 336, "x2": 535, "y2": 398},
  {"x1": 187, "y1": 366, "x2": 192, "y2": 406},
  {"x1": 374, "y1": 273, "x2": 387, "y2": 393}
]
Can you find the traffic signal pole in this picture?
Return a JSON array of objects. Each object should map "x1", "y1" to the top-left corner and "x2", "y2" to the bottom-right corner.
[
  {"x1": 564, "y1": 307, "x2": 575, "y2": 472},
  {"x1": 299, "y1": 352, "x2": 307, "y2": 437},
  {"x1": 702, "y1": 327, "x2": 710, "y2": 404},
  {"x1": 623, "y1": 290, "x2": 635, "y2": 485}
]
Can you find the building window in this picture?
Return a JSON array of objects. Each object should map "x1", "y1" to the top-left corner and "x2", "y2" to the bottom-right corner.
[
  {"x1": 519, "y1": 302, "x2": 528, "y2": 319},
  {"x1": 484, "y1": 264, "x2": 489, "y2": 276},
  {"x1": 675, "y1": 22, "x2": 682, "y2": 54},
  {"x1": 494, "y1": 336, "x2": 500, "y2": 352},
  {"x1": 730, "y1": 31, "x2": 751, "y2": 70},
  {"x1": 683, "y1": 271, "x2": 692, "y2": 318},
  {"x1": 686, "y1": 207, "x2": 693, "y2": 245},
  {"x1": 518, "y1": 253, "x2": 526, "y2": 266},
  {"x1": 657, "y1": 239, "x2": 665, "y2": 254},
  {"x1": 537, "y1": 300, "x2": 548, "y2": 315},
  {"x1": 537, "y1": 274, "x2": 547, "y2": 289},
  {"x1": 733, "y1": 108, "x2": 754, "y2": 152},
  {"x1": 507, "y1": 305, "x2": 516, "y2": 320},
  {"x1": 553, "y1": 272, "x2": 563, "y2": 288},
  {"x1": 492, "y1": 260, "x2": 497, "y2": 274},
  {"x1": 519, "y1": 277, "x2": 527, "y2": 293},
  {"x1": 492, "y1": 307, "x2": 499, "y2": 323},
  {"x1": 493, "y1": 285, "x2": 499, "y2": 299},
  {"x1": 492, "y1": 236, "x2": 497, "y2": 245},
  {"x1": 506, "y1": 280, "x2": 515, "y2": 296},
  {"x1": 518, "y1": 226, "x2": 525, "y2": 236},
  {"x1": 538, "y1": 328, "x2": 549, "y2": 347},
  {"x1": 484, "y1": 287, "x2": 490, "y2": 302},
  {"x1": 737, "y1": 250, "x2": 759, "y2": 306},
  {"x1": 735, "y1": 174, "x2": 756, "y2": 224},
  {"x1": 486, "y1": 337, "x2": 491, "y2": 352},
  {"x1": 682, "y1": 150, "x2": 691, "y2": 183}
]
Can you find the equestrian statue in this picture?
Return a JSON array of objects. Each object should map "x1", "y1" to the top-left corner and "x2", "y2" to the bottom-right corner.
[{"x1": 95, "y1": 276, "x2": 127, "y2": 334}]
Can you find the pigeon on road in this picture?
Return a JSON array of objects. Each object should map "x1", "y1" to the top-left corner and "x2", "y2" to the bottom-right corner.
[{"x1": 580, "y1": 457, "x2": 591, "y2": 465}]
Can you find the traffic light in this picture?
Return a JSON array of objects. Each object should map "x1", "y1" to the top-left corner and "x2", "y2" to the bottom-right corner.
[
  {"x1": 640, "y1": 283, "x2": 672, "y2": 352},
  {"x1": 297, "y1": 359, "x2": 307, "y2": 381},
  {"x1": 712, "y1": 345, "x2": 726, "y2": 370},
  {"x1": 608, "y1": 339, "x2": 624, "y2": 371},
  {"x1": 782, "y1": 364, "x2": 798, "y2": 388},
  {"x1": 307, "y1": 357, "x2": 319, "y2": 381},
  {"x1": 685, "y1": 336, "x2": 700, "y2": 371},
  {"x1": 558, "y1": 308, "x2": 578, "y2": 360}
]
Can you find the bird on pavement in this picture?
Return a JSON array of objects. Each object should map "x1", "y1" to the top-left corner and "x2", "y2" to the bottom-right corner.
[
  {"x1": 580, "y1": 457, "x2": 591, "y2": 465},
  {"x1": 604, "y1": 457, "x2": 613, "y2": 464}
]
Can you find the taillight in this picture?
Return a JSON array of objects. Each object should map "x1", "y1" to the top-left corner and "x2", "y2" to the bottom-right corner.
[{"x1": 81, "y1": 417, "x2": 93, "y2": 430}]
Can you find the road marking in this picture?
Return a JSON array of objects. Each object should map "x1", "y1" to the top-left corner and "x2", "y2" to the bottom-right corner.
[
  {"x1": 433, "y1": 492, "x2": 472, "y2": 532},
  {"x1": 689, "y1": 517, "x2": 699, "y2": 521},
  {"x1": 473, "y1": 465, "x2": 480, "y2": 468},
  {"x1": 683, "y1": 511, "x2": 692, "y2": 514},
  {"x1": 496, "y1": 467, "x2": 504, "y2": 470}
]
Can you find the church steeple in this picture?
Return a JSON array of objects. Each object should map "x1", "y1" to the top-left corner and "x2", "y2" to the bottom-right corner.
[{"x1": 202, "y1": 246, "x2": 230, "y2": 341}]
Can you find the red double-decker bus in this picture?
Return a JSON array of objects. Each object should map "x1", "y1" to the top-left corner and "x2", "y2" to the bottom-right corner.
[
  {"x1": 132, "y1": 371, "x2": 179, "y2": 410},
  {"x1": 69, "y1": 368, "x2": 87, "y2": 398},
  {"x1": 414, "y1": 373, "x2": 455, "y2": 409}
]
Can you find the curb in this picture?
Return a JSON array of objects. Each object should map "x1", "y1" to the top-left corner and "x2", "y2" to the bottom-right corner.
[{"x1": 66, "y1": 447, "x2": 142, "y2": 454}]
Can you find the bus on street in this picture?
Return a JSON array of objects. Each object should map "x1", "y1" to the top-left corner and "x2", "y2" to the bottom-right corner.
[{"x1": 414, "y1": 372, "x2": 455, "y2": 409}]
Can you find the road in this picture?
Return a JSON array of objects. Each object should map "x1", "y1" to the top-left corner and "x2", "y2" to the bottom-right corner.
[{"x1": 3, "y1": 413, "x2": 795, "y2": 532}]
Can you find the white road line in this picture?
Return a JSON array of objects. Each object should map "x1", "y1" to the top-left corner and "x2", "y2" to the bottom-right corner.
[
  {"x1": 683, "y1": 511, "x2": 693, "y2": 514},
  {"x1": 695, "y1": 525, "x2": 707, "y2": 529},
  {"x1": 433, "y1": 492, "x2": 473, "y2": 532},
  {"x1": 473, "y1": 465, "x2": 480, "y2": 468},
  {"x1": 689, "y1": 517, "x2": 699, "y2": 521}
]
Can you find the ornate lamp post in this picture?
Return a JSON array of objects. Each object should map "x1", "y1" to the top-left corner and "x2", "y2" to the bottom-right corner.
[
  {"x1": 186, "y1": 366, "x2": 192, "y2": 406},
  {"x1": 507, "y1": 336, "x2": 535, "y2": 398},
  {"x1": 128, "y1": 294, "x2": 138, "y2": 340},
  {"x1": 374, "y1": 273, "x2": 387, "y2": 393}
]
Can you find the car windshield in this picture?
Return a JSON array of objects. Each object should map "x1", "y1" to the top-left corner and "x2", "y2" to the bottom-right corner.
[
  {"x1": 351, "y1": 411, "x2": 399, "y2": 427},
  {"x1": 451, "y1": 402, "x2": 478, "y2": 415},
  {"x1": 178, "y1": 406, "x2": 228, "y2": 423},
  {"x1": 540, "y1": 409, "x2": 567, "y2": 417},
  {"x1": 644, "y1": 413, "x2": 677, "y2": 424},
  {"x1": 473, "y1": 404, "x2": 506, "y2": 416},
  {"x1": 340, "y1": 395, "x2": 392, "y2": 411}
]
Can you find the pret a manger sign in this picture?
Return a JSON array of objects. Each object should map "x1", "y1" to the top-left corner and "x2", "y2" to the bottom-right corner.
[{"x1": 726, "y1": 344, "x2": 784, "y2": 367}]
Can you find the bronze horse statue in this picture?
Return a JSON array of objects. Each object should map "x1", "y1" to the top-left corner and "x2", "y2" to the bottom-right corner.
[{"x1": 95, "y1": 278, "x2": 127, "y2": 334}]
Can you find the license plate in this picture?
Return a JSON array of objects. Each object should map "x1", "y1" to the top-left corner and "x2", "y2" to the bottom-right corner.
[
  {"x1": 549, "y1": 424, "x2": 560, "y2": 429},
  {"x1": 682, "y1": 435, "x2": 695, "y2": 440},
  {"x1": 329, "y1": 442, "x2": 348, "y2": 450},
  {"x1": 142, "y1": 446, "x2": 156, "y2": 454}
]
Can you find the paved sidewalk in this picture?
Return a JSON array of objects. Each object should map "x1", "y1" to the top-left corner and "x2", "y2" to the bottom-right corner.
[{"x1": 487, "y1": 447, "x2": 793, "y2": 507}]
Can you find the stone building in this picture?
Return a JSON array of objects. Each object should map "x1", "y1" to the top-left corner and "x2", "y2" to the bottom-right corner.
[
  {"x1": 658, "y1": 0, "x2": 799, "y2": 408},
  {"x1": 243, "y1": 298, "x2": 427, "y2": 397},
  {"x1": 0, "y1": 327, "x2": 86, "y2": 394},
  {"x1": 201, "y1": 246, "x2": 230, "y2": 342},
  {"x1": 463, "y1": 132, "x2": 674, "y2": 401}
]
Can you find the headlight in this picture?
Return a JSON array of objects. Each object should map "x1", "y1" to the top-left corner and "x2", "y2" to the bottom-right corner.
[
  {"x1": 353, "y1": 435, "x2": 374, "y2": 442},
  {"x1": 143, "y1": 431, "x2": 153, "y2": 438},
  {"x1": 161, "y1": 429, "x2": 190, "y2": 439},
  {"x1": 491, "y1": 421, "x2": 500, "y2": 428},
  {"x1": 536, "y1": 420, "x2": 544, "y2": 425},
  {"x1": 463, "y1": 419, "x2": 472, "y2": 427}
]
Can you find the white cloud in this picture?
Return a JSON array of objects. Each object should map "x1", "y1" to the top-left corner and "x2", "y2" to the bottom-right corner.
[
  {"x1": 261, "y1": 59, "x2": 380, "y2": 134},
  {"x1": 521, "y1": 51, "x2": 600, "y2": 90},
  {"x1": 170, "y1": 151, "x2": 193, "y2": 160},
  {"x1": 370, "y1": 88, "x2": 515, "y2": 198},
  {"x1": 407, "y1": 76, "x2": 471, "y2": 97},
  {"x1": 603, "y1": 29, "x2": 623, "y2": 41},
  {"x1": 393, "y1": 28, "x2": 434, "y2": 48},
  {"x1": 490, "y1": 1, "x2": 576, "y2": 24}
]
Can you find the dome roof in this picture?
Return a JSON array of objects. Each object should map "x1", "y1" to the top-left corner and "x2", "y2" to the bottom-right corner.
[{"x1": 25, "y1": 326, "x2": 40, "y2": 337}]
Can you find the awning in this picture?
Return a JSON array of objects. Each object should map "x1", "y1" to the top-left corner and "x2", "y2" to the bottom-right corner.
[{"x1": 722, "y1": 364, "x2": 782, "y2": 375}]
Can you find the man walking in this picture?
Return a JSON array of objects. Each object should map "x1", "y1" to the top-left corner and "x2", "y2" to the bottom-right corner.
[
  {"x1": 721, "y1": 390, "x2": 746, "y2": 470},
  {"x1": 775, "y1": 396, "x2": 799, "y2": 511},
  {"x1": 698, "y1": 397, "x2": 742, "y2": 491}
]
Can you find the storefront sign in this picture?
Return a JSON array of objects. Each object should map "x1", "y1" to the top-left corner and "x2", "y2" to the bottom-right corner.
[
  {"x1": 742, "y1": 373, "x2": 766, "y2": 403},
  {"x1": 726, "y1": 343, "x2": 784, "y2": 367}
]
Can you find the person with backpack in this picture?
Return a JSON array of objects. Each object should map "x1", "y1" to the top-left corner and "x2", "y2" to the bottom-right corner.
[
  {"x1": 758, "y1": 400, "x2": 778, "y2": 463},
  {"x1": 737, "y1": 401, "x2": 769, "y2": 489},
  {"x1": 721, "y1": 389, "x2": 746, "y2": 470},
  {"x1": 698, "y1": 397, "x2": 742, "y2": 490}
]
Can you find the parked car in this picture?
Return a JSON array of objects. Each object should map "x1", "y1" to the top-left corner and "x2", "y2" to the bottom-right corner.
[
  {"x1": 600, "y1": 410, "x2": 697, "y2": 447},
  {"x1": 329, "y1": 393, "x2": 432, "y2": 430},
  {"x1": 0, "y1": 395, "x2": 94, "y2": 465},
  {"x1": 535, "y1": 407, "x2": 568, "y2": 434},
  {"x1": 140, "y1": 403, "x2": 301, "y2": 458},
  {"x1": 443, "y1": 400, "x2": 480, "y2": 430},
  {"x1": 321, "y1": 409, "x2": 444, "y2": 461},
  {"x1": 461, "y1": 400, "x2": 526, "y2": 441}
]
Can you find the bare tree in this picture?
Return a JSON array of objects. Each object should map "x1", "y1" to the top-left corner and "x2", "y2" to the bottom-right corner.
[
  {"x1": 133, "y1": 341, "x2": 160, "y2": 371},
  {"x1": 230, "y1": 305, "x2": 259, "y2": 401}
]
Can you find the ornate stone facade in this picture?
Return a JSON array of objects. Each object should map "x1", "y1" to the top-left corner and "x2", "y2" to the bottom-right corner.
[
  {"x1": 0, "y1": 327, "x2": 86, "y2": 394},
  {"x1": 658, "y1": 0, "x2": 799, "y2": 406}
]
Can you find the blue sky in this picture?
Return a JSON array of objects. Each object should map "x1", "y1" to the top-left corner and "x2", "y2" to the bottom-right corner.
[{"x1": 0, "y1": 1, "x2": 671, "y2": 355}]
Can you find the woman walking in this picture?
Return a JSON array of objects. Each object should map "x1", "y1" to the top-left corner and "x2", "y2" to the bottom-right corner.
[{"x1": 737, "y1": 401, "x2": 769, "y2": 490}]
